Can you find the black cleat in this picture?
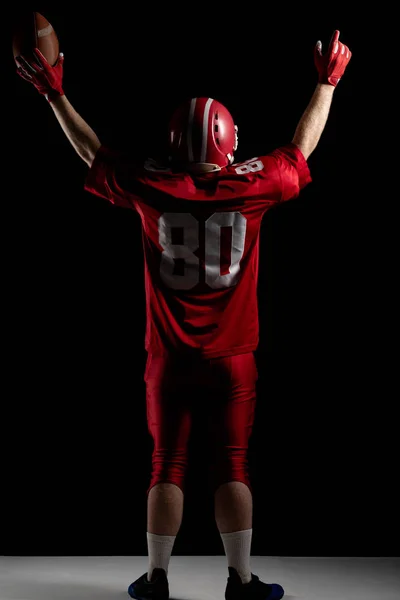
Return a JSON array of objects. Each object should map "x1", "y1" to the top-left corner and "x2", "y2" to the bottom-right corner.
[
  {"x1": 225, "y1": 567, "x2": 285, "y2": 600},
  {"x1": 127, "y1": 567, "x2": 169, "y2": 600}
]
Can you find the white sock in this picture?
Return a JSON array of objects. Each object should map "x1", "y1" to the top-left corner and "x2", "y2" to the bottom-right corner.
[
  {"x1": 147, "y1": 532, "x2": 176, "y2": 581},
  {"x1": 220, "y1": 528, "x2": 253, "y2": 584}
]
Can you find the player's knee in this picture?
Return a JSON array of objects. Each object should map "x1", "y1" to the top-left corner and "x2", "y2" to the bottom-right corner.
[
  {"x1": 147, "y1": 479, "x2": 185, "y2": 495},
  {"x1": 211, "y1": 449, "x2": 251, "y2": 491},
  {"x1": 148, "y1": 448, "x2": 188, "y2": 494}
]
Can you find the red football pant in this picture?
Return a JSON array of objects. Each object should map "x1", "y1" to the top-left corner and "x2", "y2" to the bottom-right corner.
[{"x1": 145, "y1": 352, "x2": 258, "y2": 495}]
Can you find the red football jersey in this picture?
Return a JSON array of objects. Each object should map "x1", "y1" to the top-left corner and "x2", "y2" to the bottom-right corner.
[{"x1": 84, "y1": 143, "x2": 311, "y2": 359}]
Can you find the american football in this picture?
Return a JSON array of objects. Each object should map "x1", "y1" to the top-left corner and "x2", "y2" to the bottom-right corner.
[{"x1": 12, "y1": 12, "x2": 59, "y2": 67}]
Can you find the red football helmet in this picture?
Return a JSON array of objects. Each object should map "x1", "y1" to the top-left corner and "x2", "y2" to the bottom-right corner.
[{"x1": 168, "y1": 97, "x2": 238, "y2": 171}]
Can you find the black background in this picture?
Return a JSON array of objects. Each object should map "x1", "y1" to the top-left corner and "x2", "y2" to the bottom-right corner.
[{"x1": 2, "y1": 8, "x2": 397, "y2": 557}]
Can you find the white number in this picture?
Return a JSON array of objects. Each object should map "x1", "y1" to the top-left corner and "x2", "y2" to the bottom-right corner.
[
  {"x1": 205, "y1": 212, "x2": 246, "y2": 289},
  {"x1": 159, "y1": 212, "x2": 247, "y2": 290},
  {"x1": 234, "y1": 158, "x2": 264, "y2": 175},
  {"x1": 159, "y1": 213, "x2": 199, "y2": 290}
]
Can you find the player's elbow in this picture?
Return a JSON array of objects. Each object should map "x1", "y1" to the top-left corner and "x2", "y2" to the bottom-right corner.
[
  {"x1": 291, "y1": 139, "x2": 314, "y2": 161},
  {"x1": 81, "y1": 140, "x2": 101, "y2": 168}
]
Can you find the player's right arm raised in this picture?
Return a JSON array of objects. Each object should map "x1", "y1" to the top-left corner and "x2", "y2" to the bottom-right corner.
[
  {"x1": 16, "y1": 49, "x2": 101, "y2": 167},
  {"x1": 291, "y1": 30, "x2": 352, "y2": 160}
]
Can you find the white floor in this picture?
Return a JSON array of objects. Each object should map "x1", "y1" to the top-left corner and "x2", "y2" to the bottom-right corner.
[{"x1": 0, "y1": 555, "x2": 399, "y2": 600}]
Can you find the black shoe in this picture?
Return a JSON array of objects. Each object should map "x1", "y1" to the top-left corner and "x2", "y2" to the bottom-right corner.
[
  {"x1": 127, "y1": 567, "x2": 169, "y2": 600},
  {"x1": 225, "y1": 567, "x2": 284, "y2": 600}
]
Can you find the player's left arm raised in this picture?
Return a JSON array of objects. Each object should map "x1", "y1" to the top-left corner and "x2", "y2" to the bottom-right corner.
[{"x1": 16, "y1": 49, "x2": 101, "y2": 167}]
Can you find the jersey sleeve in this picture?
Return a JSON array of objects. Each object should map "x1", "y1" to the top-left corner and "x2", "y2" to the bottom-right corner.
[
  {"x1": 84, "y1": 145, "x2": 143, "y2": 210},
  {"x1": 267, "y1": 143, "x2": 312, "y2": 202}
]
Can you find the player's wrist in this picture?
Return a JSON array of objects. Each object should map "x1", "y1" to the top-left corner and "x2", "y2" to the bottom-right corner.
[
  {"x1": 317, "y1": 73, "x2": 338, "y2": 87},
  {"x1": 316, "y1": 82, "x2": 336, "y2": 92},
  {"x1": 46, "y1": 89, "x2": 65, "y2": 103}
]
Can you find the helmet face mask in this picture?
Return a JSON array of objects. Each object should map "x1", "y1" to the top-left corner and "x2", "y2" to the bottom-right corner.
[
  {"x1": 233, "y1": 125, "x2": 239, "y2": 152},
  {"x1": 168, "y1": 97, "x2": 238, "y2": 171}
]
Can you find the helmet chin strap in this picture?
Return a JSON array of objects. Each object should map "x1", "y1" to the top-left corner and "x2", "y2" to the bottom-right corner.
[{"x1": 187, "y1": 162, "x2": 221, "y2": 173}]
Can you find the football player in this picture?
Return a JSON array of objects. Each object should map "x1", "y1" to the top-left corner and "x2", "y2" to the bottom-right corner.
[{"x1": 16, "y1": 29, "x2": 351, "y2": 600}]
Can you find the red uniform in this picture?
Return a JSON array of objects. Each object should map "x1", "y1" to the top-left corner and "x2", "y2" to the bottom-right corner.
[
  {"x1": 85, "y1": 143, "x2": 311, "y2": 359},
  {"x1": 85, "y1": 143, "x2": 311, "y2": 493}
]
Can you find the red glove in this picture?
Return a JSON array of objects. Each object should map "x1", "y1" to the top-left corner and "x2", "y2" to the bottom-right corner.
[
  {"x1": 15, "y1": 48, "x2": 65, "y2": 102},
  {"x1": 314, "y1": 30, "x2": 352, "y2": 87}
]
